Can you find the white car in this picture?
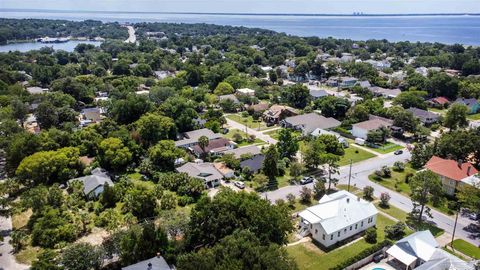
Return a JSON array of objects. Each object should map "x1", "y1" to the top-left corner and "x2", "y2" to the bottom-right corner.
[{"x1": 234, "y1": 181, "x2": 245, "y2": 189}]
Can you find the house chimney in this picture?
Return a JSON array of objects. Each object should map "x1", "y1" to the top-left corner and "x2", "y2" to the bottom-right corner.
[
  {"x1": 457, "y1": 159, "x2": 463, "y2": 169},
  {"x1": 467, "y1": 166, "x2": 472, "y2": 176}
]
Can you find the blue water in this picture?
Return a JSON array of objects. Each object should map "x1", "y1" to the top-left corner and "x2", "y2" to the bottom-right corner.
[
  {"x1": 0, "y1": 40, "x2": 102, "y2": 53},
  {"x1": 1, "y1": 10, "x2": 480, "y2": 45}
]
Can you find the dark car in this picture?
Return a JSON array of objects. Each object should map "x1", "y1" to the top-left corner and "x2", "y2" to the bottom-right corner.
[
  {"x1": 373, "y1": 253, "x2": 384, "y2": 263},
  {"x1": 299, "y1": 176, "x2": 314, "y2": 185},
  {"x1": 394, "y1": 150, "x2": 403, "y2": 155}
]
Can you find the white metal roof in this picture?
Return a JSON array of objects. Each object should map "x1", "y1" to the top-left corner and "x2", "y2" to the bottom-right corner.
[{"x1": 298, "y1": 190, "x2": 378, "y2": 234}]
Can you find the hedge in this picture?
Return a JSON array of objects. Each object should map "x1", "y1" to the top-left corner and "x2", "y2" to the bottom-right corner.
[{"x1": 329, "y1": 240, "x2": 392, "y2": 270}]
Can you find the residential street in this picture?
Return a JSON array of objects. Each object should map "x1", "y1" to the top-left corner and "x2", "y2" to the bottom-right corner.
[
  {"x1": 263, "y1": 150, "x2": 480, "y2": 246},
  {"x1": 0, "y1": 216, "x2": 29, "y2": 270}
]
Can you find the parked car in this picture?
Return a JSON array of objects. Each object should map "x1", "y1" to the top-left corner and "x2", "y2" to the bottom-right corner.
[
  {"x1": 299, "y1": 176, "x2": 315, "y2": 185},
  {"x1": 234, "y1": 181, "x2": 245, "y2": 189},
  {"x1": 394, "y1": 150, "x2": 403, "y2": 155},
  {"x1": 373, "y1": 253, "x2": 384, "y2": 263}
]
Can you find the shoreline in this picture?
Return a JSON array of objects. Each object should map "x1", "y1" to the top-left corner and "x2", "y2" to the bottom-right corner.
[{"x1": 1, "y1": 8, "x2": 480, "y2": 17}]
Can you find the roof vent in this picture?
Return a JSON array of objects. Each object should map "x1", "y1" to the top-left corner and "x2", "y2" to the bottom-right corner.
[{"x1": 346, "y1": 198, "x2": 350, "y2": 203}]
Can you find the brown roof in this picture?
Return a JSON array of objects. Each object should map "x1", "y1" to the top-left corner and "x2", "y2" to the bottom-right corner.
[
  {"x1": 428, "y1": 97, "x2": 450, "y2": 105},
  {"x1": 191, "y1": 138, "x2": 233, "y2": 154},
  {"x1": 263, "y1": 105, "x2": 298, "y2": 119},
  {"x1": 353, "y1": 118, "x2": 392, "y2": 131},
  {"x1": 425, "y1": 156, "x2": 478, "y2": 181},
  {"x1": 248, "y1": 103, "x2": 269, "y2": 112}
]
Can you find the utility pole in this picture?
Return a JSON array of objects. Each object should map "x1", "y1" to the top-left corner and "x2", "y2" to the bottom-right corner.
[
  {"x1": 347, "y1": 159, "x2": 353, "y2": 192},
  {"x1": 450, "y1": 206, "x2": 460, "y2": 251}
]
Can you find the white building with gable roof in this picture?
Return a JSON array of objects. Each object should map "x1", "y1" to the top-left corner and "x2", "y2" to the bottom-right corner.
[{"x1": 298, "y1": 190, "x2": 378, "y2": 247}]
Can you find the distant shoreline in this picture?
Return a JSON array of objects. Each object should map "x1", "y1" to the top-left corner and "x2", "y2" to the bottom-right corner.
[{"x1": 1, "y1": 8, "x2": 480, "y2": 17}]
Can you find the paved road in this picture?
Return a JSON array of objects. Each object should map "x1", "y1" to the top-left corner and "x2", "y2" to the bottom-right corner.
[
  {"x1": 225, "y1": 118, "x2": 278, "y2": 144},
  {"x1": 124, "y1": 26, "x2": 136, "y2": 43},
  {"x1": 0, "y1": 216, "x2": 29, "y2": 270},
  {"x1": 264, "y1": 150, "x2": 480, "y2": 246}
]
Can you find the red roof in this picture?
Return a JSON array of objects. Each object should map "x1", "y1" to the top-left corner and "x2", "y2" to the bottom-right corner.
[
  {"x1": 425, "y1": 156, "x2": 477, "y2": 181},
  {"x1": 429, "y1": 97, "x2": 450, "y2": 105}
]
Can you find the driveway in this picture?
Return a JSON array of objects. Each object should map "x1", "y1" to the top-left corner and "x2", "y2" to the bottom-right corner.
[
  {"x1": 0, "y1": 216, "x2": 29, "y2": 270},
  {"x1": 264, "y1": 150, "x2": 480, "y2": 246}
]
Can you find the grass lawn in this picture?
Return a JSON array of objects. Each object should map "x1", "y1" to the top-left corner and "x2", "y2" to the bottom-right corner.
[
  {"x1": 276, "y1": 170, "x2": 292, "y2": 188},
  {"x1": 226, "y1": 114, "x2": 272, "y2": 131},
  {"x1": 374, "y1": 203, "x2": 408, "y2": 222},
  {"x1": 224, "y1": 129, "x2": 266, "y2": 146},
  {"x1": 339, "y1": 146, "x2": 376, "y2": 166},
  {"x1": 368, "y1": 166, "x2": 415, "y2": 195},
  {"x1": 15, "y1": 245, "x2": 42, "y2": 265},
  {"x1": 428, "y1": 108, "x2": 447, "y2": 116},
  {"x1": 467, "y1": 113, "x2": 480, "y2": 121},
  {"x1": 264, "y1": 128, "x2": 301, "y2": 141},
  {"x1": 368, "y1": 165, "x2": 454, "y2": 216},
  {"x1": 12, "y1": 209, "x2": 32, "y2": 230},
  {"x1": 286, "y1": 214, "x2": 395, "y2": 270},
  {"x1": 366, "y1": 142, "x2": 404, "y2": 154},
  {"x1": 450, "y1": 239, "x2": 480, "y2": 259}
]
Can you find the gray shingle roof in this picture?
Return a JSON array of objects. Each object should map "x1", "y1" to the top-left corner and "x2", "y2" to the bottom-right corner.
[
  {"x1": 122, "y1": 256, "x2": 171, "y2": 270},
  {"x1": 223, "y1": 145, "x2": 261, "y2": 159},
  {"x1": 69, "y1": 169, "x2": 113, "y2": 196}
]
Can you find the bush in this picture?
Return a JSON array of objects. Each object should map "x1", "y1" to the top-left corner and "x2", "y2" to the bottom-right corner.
[
  {"x1": 365, "y1": 227, "x2": 377, "y2": 243},
  {"x1": 379, "y1": 192, "x2": 391, "y2": 207},
  {"x1": 286, "y1": 193, "x2": 296, "y2": 208},
  {"x1": 363, "y1": 186, "x2": 374, "y2": 201},
  {"x1": 300, "y1": 187, "x2": 312, "y2": 204},
  {"x1": 392, "y1": 161, "x2": 405, "y2": 172},
  {"x1": 329, "y1": 240, "x2": 391, "y2": 270},
  {"x1": 405, "y1": 172, "x2": 414, "y2": 184},
  {"x1": 381, "y1": 166, "x2": 391, "y2": 178},
  {"x1": 385, "y1": 222, "x2": 406, "y2": 240}
]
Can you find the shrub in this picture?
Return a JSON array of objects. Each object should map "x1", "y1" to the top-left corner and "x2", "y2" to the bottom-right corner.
[
  {"x1": 365, "y1": 227, "x2": 377, "y2": 243},
  {"x1": 385, "y1": 222, "x2": 406, "y2": 240},
  {"x1": 329, "y1": 240, "x2": 391, "y2": 270},
  {"x1": 363, "y1": 186, "x2": 374, "y2": 201},
  {"x1": 300, "y1": 187, "x2": 312, "y2": 204},
  {"x1": 392, "y1": 161, "x2": 405, "y2": 172},
  {"x1": 405, "y1": 172, "x2": 414, "y2": 184},
  {"x1": 286, "y1": 193, "x2": 296, "y2": 208},
  {"x1": 379, "y1": 192, "x2": 391, "y2": 207},
  {"x1": 381, "y1": 166, "x2": 391, "y2": 178}
]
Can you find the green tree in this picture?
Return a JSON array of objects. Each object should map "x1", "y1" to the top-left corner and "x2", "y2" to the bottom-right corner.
[
  {"x1": 289, "y1": 162, "x2": 304, "y2": 182},
  {"x1": 363, "y1": 186, "x2": 374, "y2": 201},
  {"x1": 11, "y1": 98, "x2": 29, "y2": 127},
  {"x1": 276, "y1": 129, "x2": 299, "y2": 159},
  {"x1": 148, "y1": 140, "x2": 185, "y2": 171},
  {"x1": 365, "y1": 227, "x2": 377, "y2": 243},
  {"x1": 213, "y1": 81, "x2": 234, "y2": 95},
  {"x1": 123, "y1": 184, "x2": 157, "y2": 219},
  {"x1": 393, "y1": 90, "x2": 427, "y2": 109},
  {"x1": 252, "y1": 173, "x2": 269, "y2": 190},
  {"x1": 178, "y1": 230, "x2": 298, "y2": 270},
  {"x1": 300, "y1": 186, "x2": 312, "y2": 204},
  {"x1": 31, "y1": 207, "x2": 79, "y2": 248},
  {"x1": 16, "y1": 147, "x2": 80, "y2": 185},
  {"x1": 409, "y1": 170, "x2": 443, "y2": 223},
  {"x1": 31, "y1": 249, "x2": 62, "y2": 270},
  {"x1": 313, "y1": 181, "x2": 326, "y2": 200},
  {"x1": 186, "y1": 189, "x2": 293, "y2": 249},
  {"x1": 61, "y1": 243, "x2": 103, "y2": 270},
  {"x1": 263, "y1": 145, "x2": 279, "y2": 187},
  {"x1": 444, "y1": 103, "x2": 469, "y2": 130},
  {"x1": 135, "y1": 113, "x2": 177, "y2": 146},
  {"x1": 324, "y1": 154, "x2": 340, "y2": 191},
  {"x1": 282, "y1": 84, "x2": 310, "y2": 109},
  {"x1": 410, "y1": 143, "x2": 434, "y2": 169},
  {"x1": 133, "y1": 63, "x2": 153, "y2": 77},
  {"x1": 314, "y1": 96, "x2": 351, "y2": 119},
  {"x1": 302, "y1": 138, "x2": 326, "y2": 169},
  {"x1": 98, "y1": 138, "x2": 132, "y2": 172}
]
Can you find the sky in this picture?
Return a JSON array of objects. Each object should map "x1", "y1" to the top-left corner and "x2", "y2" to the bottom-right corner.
[{"x1": 0, "y1": 0, "x2": 479, "y2": 14}]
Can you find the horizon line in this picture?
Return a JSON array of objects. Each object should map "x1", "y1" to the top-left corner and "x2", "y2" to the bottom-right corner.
[{"x1": 1, "y1": 8, "x2": 480, "y2": 17}]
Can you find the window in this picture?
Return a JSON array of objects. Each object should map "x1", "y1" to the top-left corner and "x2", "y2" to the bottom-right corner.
[
  {"x1": 355, "y1": 224, "x2": 358, "y2": 229},
  {"x1": 310, "y1": 224, "x2": 312, "y2": 229},
  {"x1": 350, "y1": 226, "x2": 352, "y2": 231},
  {"x1": 323, "y1": 234, "x2": 325, "y2": 240},
  {"x1": 338, "y1": 232, "x2": 340, "y2": 237},
  {"x1": 344, "y1": 229, "x2": 347, "y2": 233},
  {"x1": 331, "y1": 235, "x2": 333, "y2": 240},
  {"x1": 315, "y1": 229, "x2": 318, "y2": 234},
  {"x1": 361, "y1": 221, "x2": 364, "y2": 227}
]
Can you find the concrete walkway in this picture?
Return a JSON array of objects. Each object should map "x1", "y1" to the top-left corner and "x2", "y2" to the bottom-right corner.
[{"x1": 0, "y1": 216, "x2": 29, "y2": 270}]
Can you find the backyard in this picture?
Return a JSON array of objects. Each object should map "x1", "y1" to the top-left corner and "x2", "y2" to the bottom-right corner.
[
  {"x1": 226, "y1": 114, "x2": 273, "y2": 131},
  {"x1": 224, "y1": 129, "x2": 266, "y2": 146},
  {"x1": 286, "y1": 214, "x2": 395, "y2": 270},
  {"x1": 450, "y1": 239, "x2": 480, "y2": 259}
]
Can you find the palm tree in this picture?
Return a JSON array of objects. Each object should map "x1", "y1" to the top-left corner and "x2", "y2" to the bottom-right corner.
[{"x1": 198, "y1": 136, "x2": 209, "y2": 159}]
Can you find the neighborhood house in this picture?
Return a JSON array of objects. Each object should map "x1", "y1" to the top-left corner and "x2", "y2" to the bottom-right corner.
[
  {"x1": 424, "y1": 156, "x2": 478, "y2": 196},
  {"x1": 298, "y1": 190, "x2": 378, "y2": 247},
  {"x1": 68, "y1": 168, "x2": 113, "y2": 198},
  {"x1": 281, "y1": 113, "x2": 341, "y2": 136},
  {"x1": 176, "y1": 162, "x2": 224, "y2": 188},
  {"x1": 351, "y1": 117, "x2": 393, "y2": 140}
]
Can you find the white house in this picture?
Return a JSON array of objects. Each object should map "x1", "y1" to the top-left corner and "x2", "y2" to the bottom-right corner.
[
  {"x1": 236, "y1": 88, "x2": 256, "y2": 96},
  {"x1": 386, "y1": 230, "x2": 475, "y2": 270},
  {"x1": 298, "y1": 190, "x2": 378, "y2": 247},
  {"x1": 176, "y1": 162, "x2": 223, "y2": 188},
  {"x1": 351, "y1": 118, "x2": 393, "y2": 140}
]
